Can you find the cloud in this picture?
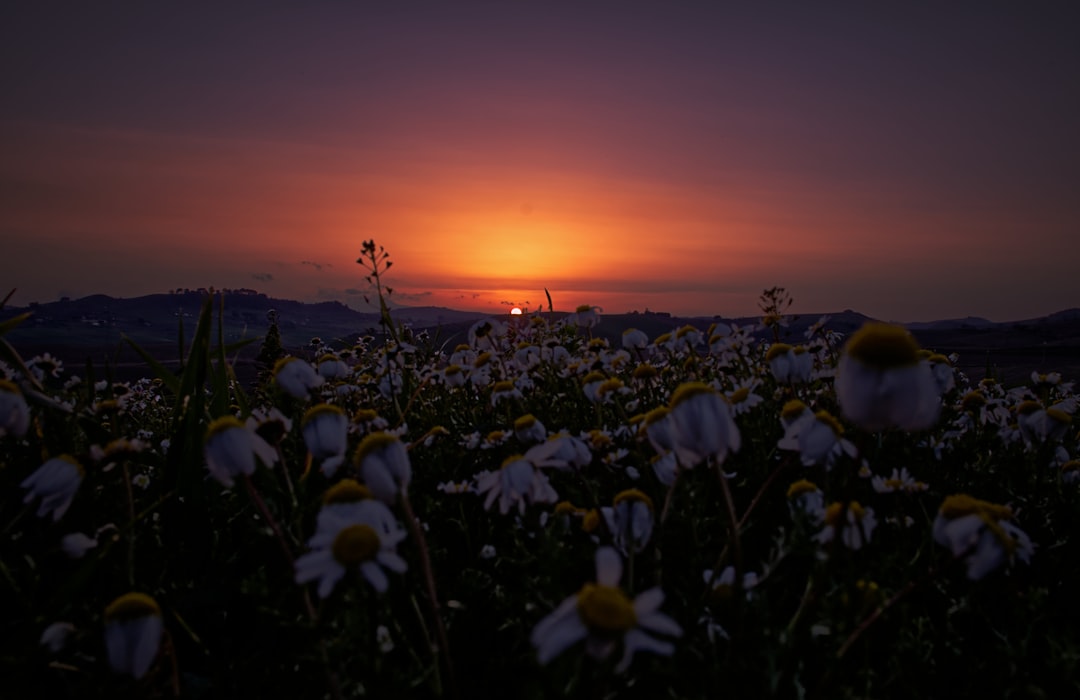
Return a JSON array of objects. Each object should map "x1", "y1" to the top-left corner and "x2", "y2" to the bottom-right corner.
[
  {"x1": 301, "y1": 260, "x2": 333, "y2": 272},
  {"x1": 252, "y1": 272, "x2": 274, "y2": 282},
  {"x1": 343, "y1": 288, "x2": 364, "y2": 296}
]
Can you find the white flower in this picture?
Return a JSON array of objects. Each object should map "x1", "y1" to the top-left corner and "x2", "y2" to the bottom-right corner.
[
  {"x1": 204, "y1": 416, "x2": 278, "y2": 488},
  {"x1": 21, "y1": 455, "x2": 84, "y2": 521},
  {"x1": 767, "y1": 343, "x2": 812, "y2": 384},
  {"x1": 726, "y1": 378, "x2": 764, "y2": 416},
  {"x1": 836, "y1": 323, "x2": 941, "y2": 432},
  {"x1": 353, "y1": 432, "x2": 412, "y2": 504},
  {"x1": 491, "y1": 380, "x2": 524, "y2": 407},
  {"x1": 871, "y1": 467, "x2": 928, "y2": 494},
  {"x1": 531, "y1": 547, "x2": 682, "y2": 672},
  {"x1": 61, "y1": 531, "x2": 98, "y2": 558},
  {"x1": 479, "y1": 544, "x2": 497, "y2": 559},
  {"x1": 40, "y1": 621, "x2": 76, "y2": 653},
  {"x1": 317, "y1": 354, "x2": 351, "y2": 380},
  {"x1": 273, "y1": 357, "x2": 324, "y2": 399},
  {"x1": 667, "y1": 382, "x2": 741, "y2": 468},
  {"x1": 786, "y1": 479, "x2": 826, "y2": 524},
  {"x1": 703, "y1": 566, "x2": 758, "y2": 600},
  {"x1": 302, "y1": 404, "x2": 349, "y2": 477},
  {"x1": 295, "y1": 498, "x2": 408, "y2": 596},
  {"x1": 601, "y1": 489, "x2": 655, "y2": 555},
  {"x1": 513, "y1": 414, "x2": 547, "y2": 444},
  {"x1": 778, "y1": 410, "x2": 856, "y2": 469},
  {"x1": 524, "y1": 433, "x2": 592, "y2": 471},
  {"x1": 475, "y1": 455, "x2": 558, "y2": 515},
  {"x1": 104, "y1": 593, "x2": 164, "y2": 679},
  {"x1": 0, "y1": 378, "x2": 30, "y2": 438},
  {"x1": 568, "y1": 304, "x2": 602, "y2": 330},
  {"x1": 932, "y1": 495, "x2": 1034, "y2": 580},
  {"x1": 815, "y1": 501, "x2": 877, "y2": 550},
  {"x1": 622, "y1": 328, "x2": 649, "y2": 352}
]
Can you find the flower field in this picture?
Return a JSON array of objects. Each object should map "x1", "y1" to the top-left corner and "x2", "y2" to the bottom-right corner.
[{"x1": 2, "y1": 250, "x2": 1078, "y2": 698}]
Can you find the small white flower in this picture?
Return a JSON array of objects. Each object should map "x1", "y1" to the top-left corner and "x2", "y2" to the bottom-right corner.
[
  {"x1": 61, "y1": 532, "x2": 98, "y2": 558},
  {"x1": 815, "y1": 501, "x2": 877, "y2": 550},
  {"x1": 667, "y1": 382, "x2": 741, "y2": 468},
  {"x1": 40, "y1": 621, "x2": 76, "y2": 653},
  {"x1": 531, "y1": 547, "x2": 682, "y2": 672},
  {"x1": 475, "y1": 455, "x2": 558, "y2": 515},
  {"x1": 204, "y1": 416, "x2": 278, "y2": 488},
  {"x1": 376, "y1": 625, "x2": 394, "y2": 653},
  {"x1": 513, "y1": 414, "x2": 547, "y2": 444},
  {"x1": 302, "y1": 404, "x2": 349, "y2": 477},
  {"x1": 932, "y1": 494, "x2": 1034, "y2": 580},
  {"x1": 786, "y1": 479, "x2": 825, "y2": 524},
  {"x1": 601, "y1": 489, "x2": 655, "y2": 555},
  {"x1": 295, "y1": 498, "x2": 408, "y2": 596},
  {"x1": 524, "y1": 433, "x2": 592, "y2": 471},
  {"x1": 104, "y1": 593, "x2": 164, "y2": 679},
  {"x1": 778, "y1": 410, "x2": 856, "y2": 469},
  {"x1": 836, "y1": 323, "x2": 941, "y2": 432},
  {"x1": 21, "y1": 455, "x2": 84, "y2": 521},
  {"x1": 0, "y1": 378, "x2": 31, "y2": 438},
  {"x1": 273, "y1": 357, "x2": 324, "y2": 399},
  {"x1": 479, "y1": 544, "x2": 497, "y2": 559},
  {"x1": 353, "y1": 432, "x2": 412, "y2": 504}
]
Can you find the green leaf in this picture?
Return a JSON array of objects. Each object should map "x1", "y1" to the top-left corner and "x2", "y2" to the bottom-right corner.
[
  {"x1": 0, "y1": 311, "x2": 32, "y2": 336},
  {"x1": 122, "y1": 333, "x2": 181, "y2": 394}
]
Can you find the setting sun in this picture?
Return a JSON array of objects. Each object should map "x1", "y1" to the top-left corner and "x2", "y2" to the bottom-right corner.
[{"x1": 510, "y1": 307, "x2": 523, "y2": 315}]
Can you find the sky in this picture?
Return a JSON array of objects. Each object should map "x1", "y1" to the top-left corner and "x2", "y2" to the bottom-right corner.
[{"x1": 2, "y1": 4, "x2": 1078, "y2": 322}]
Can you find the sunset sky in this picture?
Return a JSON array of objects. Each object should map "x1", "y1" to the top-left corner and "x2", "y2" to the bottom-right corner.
[{"x1": 2, "y1": 4, "x2": 1078, "y2": 321}]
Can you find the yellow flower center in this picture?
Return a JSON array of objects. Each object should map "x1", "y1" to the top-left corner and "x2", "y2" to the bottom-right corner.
[
  {"x1": 786, "y1": 479, "x2": 819, "y2": 499},
  {"x1": 961, "y1": 391, "x2": 987, "y2": 412},
  {"x1": 332, "y1": 524, "x2": 380, "y2": 566},
  {"x1": 206, "y1": 416, "x2": 245, "y2": 441},
  {"x1": 353, "y1": 408, "x2": 379, "y2": 423},
  {"x1": 493, "y1": 380, "x2": 516, "y2": 394},
  {"x1": 814, "y1": 410, "x2": 844, "y2": 436},
  {"x1": 1015, "y1": 400, "x2": 1042, "y2": 416},
  {"x1": 444, "y1": 365, "x2": 463, "y2": 377},
  {"x1": 613, "y1": 488, "x2": 655, "y2": 512},
  {"x1": 582, "y1": 371, "x2": 607, "y2": 386},
  {"x1": 554, "y1": 501, "x2": 581, "y2": 516},
  {"x1": 582, "y1": 509, "x2": 600, "y2": 533},
  {"x1": 730, "y1": 387, "x2": 750, "y2": 404},
  {"x1": 633, "y1": 364, "x2": 657, "y2": 380},
  {"x1": 0, "y1": 379, "x2": 23, "y2": 395},
  {"x1": 514, "y1": 414, "x2": 537, "y2": 430},
  {"x1": 845, "y1": 323, "x2": 920, "y2": 369},
  {"x1": 302, "y1": 403, "x2": 345, "y2": 427},
  {"x1": 576, "y1": 583, "x2": 637, "y2": 633},
  {"x1": 323, "y1": 479, "x2": 373, "y2": 505},
  {"x1": 1046, "y1": 409, "x2": 1072, "y2": 425},
  {"x1": 576, "y1": 304, "x2": 594, "y2": 313},
  {"x1": 766, "y1": 343, "x2": 793, "y2": 362},
  {"x1": 352, "y1": 432, "x2": 401, "y2": 467},
  {"x1": 676, "y1": 325, "x2": 698, "y2": 339},
  {"x1": 669, "y1": 381, "x2": 718, "y2": 409},
  {"x1": 598, "y1": 378, "x2": 625, "y2": 396},
  {"x1": 823, "y1": 502, "x2": 844, "y2": 526},
  {"x1": 781, "y1": 400, "x2": 809, "y2": 421},
  {"x1": 473, "y1": 353, "x2": 492, "y2": 368},
  {"x1": 939, "y1": 494, "x2": 1013, "y2": 521},
  {"x1": 105, "y1": 592, "x2": 161, "y2": 622}
]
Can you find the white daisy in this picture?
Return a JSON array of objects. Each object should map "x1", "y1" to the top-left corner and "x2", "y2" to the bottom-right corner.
[
  {"x1": 836, "y1": 323, "x2": 941, "y2": 432},
  {"x1": 273, "y1": 357, "x2": 324, "y2": 400},
  {"x1": 601, "y1": 489, "x2": 655, "y2": 555},
  {"x1": 204, "y1": 416, "x2": 278, "y2": 488},
  {"x1": 104, "y1": 592, "x2": 164, "y2": 679},
  {"x1": 932, "y1": 494, "x2": 1034, "y2": 580},
  {"x1": 0, "y1": 378, "x2": 30, "y2": 438},
  {"x1": 295, "y1": 498, "x2": 408, "y2": 596},
  {"x1": 531, "y1": 547, "x2": 682, "y2": 672},
  {"x1": 21, "y1": 454, "x2": 84, "y2": 521},
  {"x1": 301, "y1": 404, "x2": 349, "y2": 477},
  {"x1": 353, "y1": 432, "x2": 412, "y2": 504}
]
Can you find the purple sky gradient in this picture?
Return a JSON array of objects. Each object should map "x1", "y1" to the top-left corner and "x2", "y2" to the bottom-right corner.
[{"x1": 2, "y1": 4, "x2": 1077, "y2": 321}]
